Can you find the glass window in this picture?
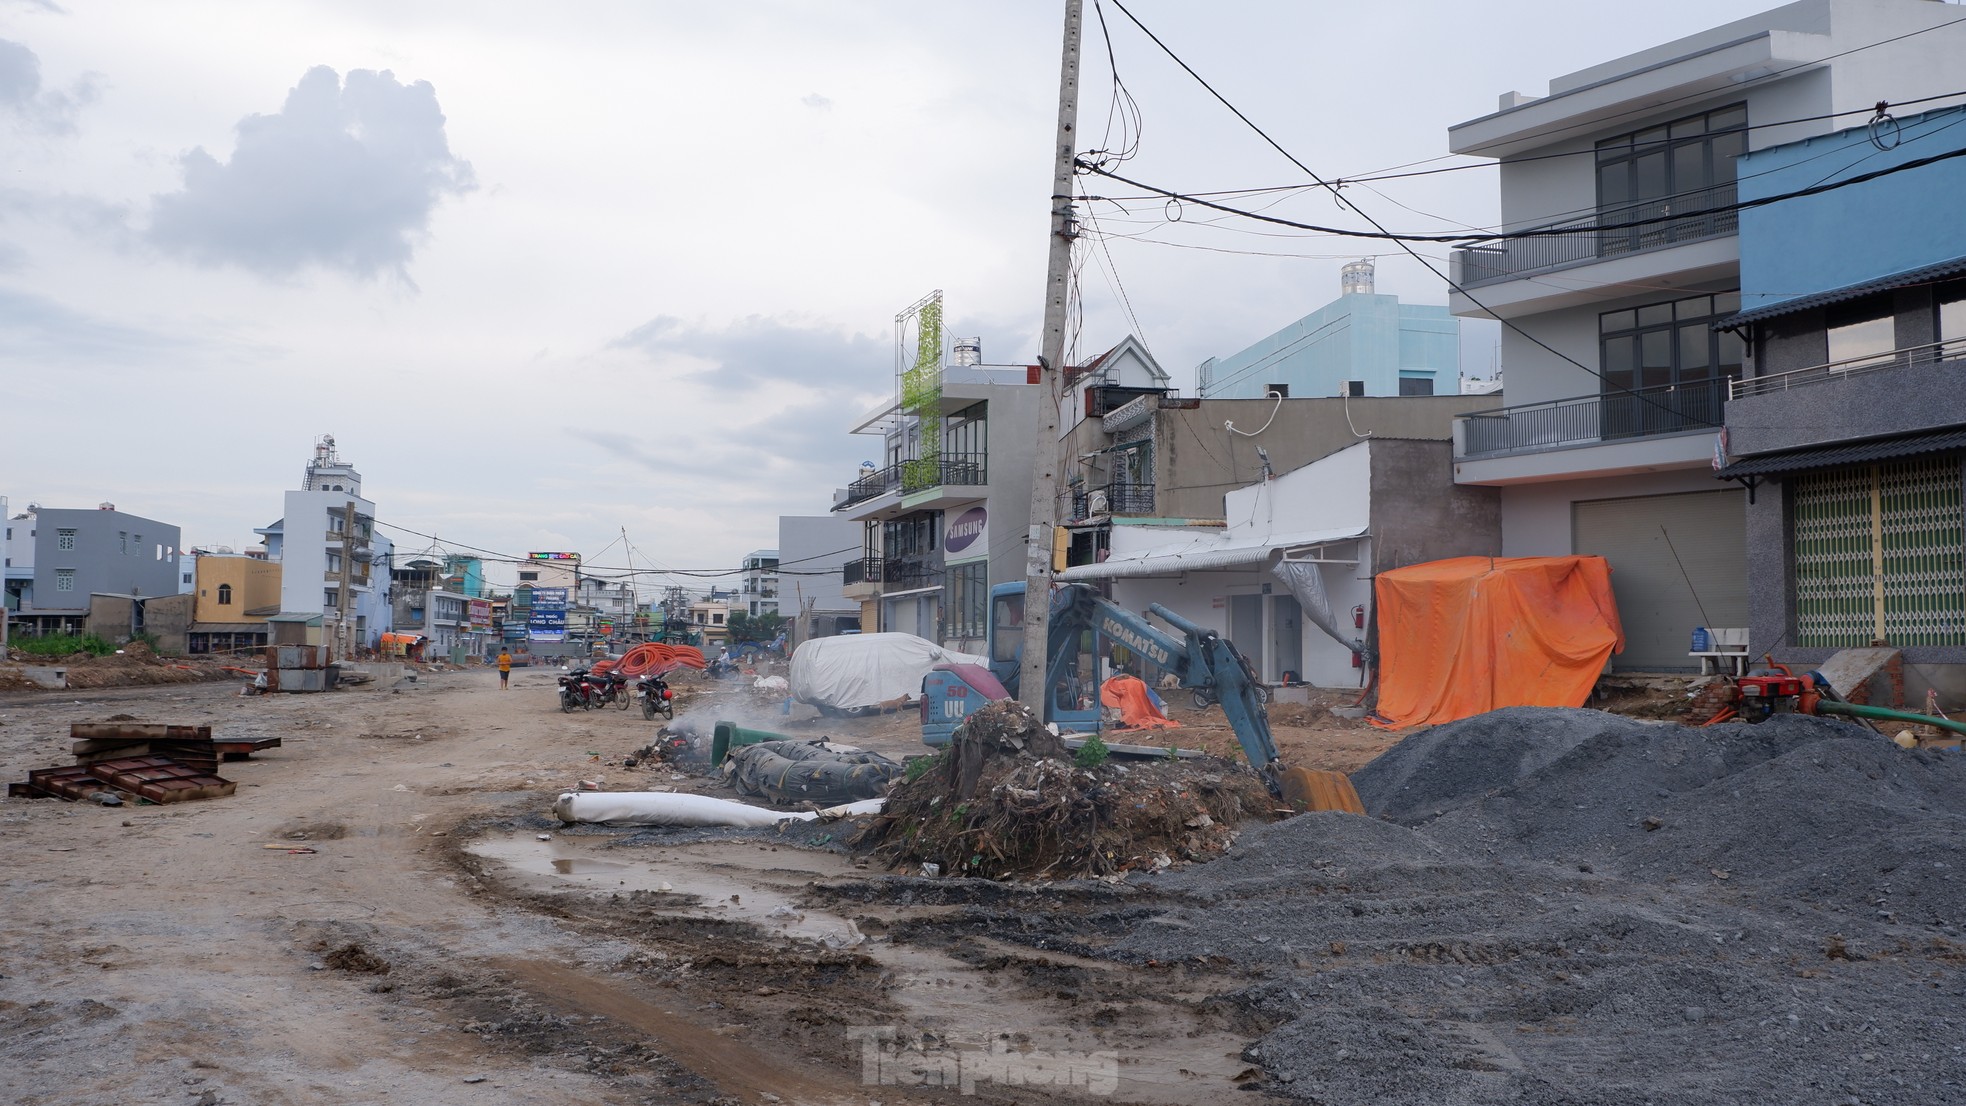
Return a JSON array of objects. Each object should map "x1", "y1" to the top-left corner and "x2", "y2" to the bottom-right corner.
[
  {"x1": 55, "y1": 569, "x2": 74, "y2": 592},
  {"x1": 1596, "y1": 103, "x2": 1746, "y2": 250},
  {"x1": 1827, "y1": 314, "x2": 1894, "y2": 366},
  {"x1": 1939, "y1": 292, "x2": 1966, "y2": 343},
  {"x1": 1397, "y1": 376, "x2": 1435, "y2": 396},
  {"x1": 946, "y1": 562, "x2": 988, "y2": 641},
  {"x1": 57, "y1": 528, "x2": 75, "y2": 550},
  {"x1": 1598, "y1": 291, "x2": 1742, "y2": 436},
  {"x1": 991, "y1": 593, "x2": 1025, "y2": 664},
  {"x1": 218, "y1": 584, "x2": 233, "y2": 605}
]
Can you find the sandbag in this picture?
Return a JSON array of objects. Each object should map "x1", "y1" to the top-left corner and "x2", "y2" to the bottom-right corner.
[
  {"x1": 725, "y1": 740, "x2": 905, "y2": 806},
  {"x1": 552, "y1": 790, "x2": 884, "y2": 826}
]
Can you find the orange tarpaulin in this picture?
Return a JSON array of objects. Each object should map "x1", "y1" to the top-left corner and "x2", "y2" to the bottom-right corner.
[
  {"x1": 1100, "y1": 675, "x2": 1180, "y2": 730},
  {"x1": 1370, "y1": 556, "x2": 1624, "y2": 730}
]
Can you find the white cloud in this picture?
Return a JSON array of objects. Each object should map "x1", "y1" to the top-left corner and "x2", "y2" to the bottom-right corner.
[
  {"x1": 0, "y1": 36, "x2": 96, "y2": 135},
  {"x1": 146, "y1": 65, "x2": 474, "y2": 280}
]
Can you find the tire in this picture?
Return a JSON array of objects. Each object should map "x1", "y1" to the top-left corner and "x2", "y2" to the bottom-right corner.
[
  {"x1": 662, "y1": 702, "x2": 674, "y2": 720},
  {"x1": 841, "y1": 705, "x2": 875, "y2": 718},
  {"x1": 1191, "y1": 689, "x2": 1213, "y2": 710},
  {"x1": 614, "y1": 689, "x2": 630, "y2": 710},
  {"x1": 1254, "y1": 685, "x2": 1273, "y2": 705},
  {"x1": 642, "y1": 696, "x2": 658, "y2": 721},
  {"x1": 560, "y1": 691, "x2": 577, "y2": 714}
]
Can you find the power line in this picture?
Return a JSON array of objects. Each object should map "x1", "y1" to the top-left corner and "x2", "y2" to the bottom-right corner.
[{"x1": 1102, "y1": 0, "x2": 1705, "y2": 425}]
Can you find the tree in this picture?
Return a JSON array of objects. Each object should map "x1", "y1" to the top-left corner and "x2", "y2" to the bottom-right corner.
[{"x1": 726, "y1": 611, "x2": 787, "y2": 644}]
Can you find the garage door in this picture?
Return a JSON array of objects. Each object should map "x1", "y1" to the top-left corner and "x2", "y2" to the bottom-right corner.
[{"x1": 1573, "y1": 489, "x2": 1748, "y2": 671}]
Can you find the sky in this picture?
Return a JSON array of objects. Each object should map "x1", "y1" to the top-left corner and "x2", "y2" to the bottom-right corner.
[{"x1": 0, "y1": 0, "x2": 1789, "y2": 595}]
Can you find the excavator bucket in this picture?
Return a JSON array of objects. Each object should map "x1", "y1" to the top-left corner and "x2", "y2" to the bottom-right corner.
[{"x1": 1279, "y1": 767, "x2": 1365, "y2": 815}]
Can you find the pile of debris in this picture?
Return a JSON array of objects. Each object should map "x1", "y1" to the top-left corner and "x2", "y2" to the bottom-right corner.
[
  {"x1": 8, "y1": 722, "x2": 279, "y2": 805},
  {"x1": 854, "y1": 700, "x2": 1276, "y2": 880}
]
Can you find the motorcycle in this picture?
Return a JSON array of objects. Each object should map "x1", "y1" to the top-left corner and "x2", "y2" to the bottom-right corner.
[
  {"x1": 587, "y1": 669, "x2": 630, "y2": 710},
  {"x1": 707, "y1": 655, "x2": 737, "y2": 680},
  {"x1": 557, "y1": 670, "x2": 592, "y2": 712},
  {"x1": 637, "y1": 673, "x2": 675, "y2": 720}
]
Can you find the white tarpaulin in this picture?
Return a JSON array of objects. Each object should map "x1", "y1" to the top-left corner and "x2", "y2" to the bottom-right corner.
[
  {"x1": 788, "y1": 632, "x2": 988, "y2": 710},
  {"x1": 552, "y1": 791, "x2": 885, "y2": 827}
]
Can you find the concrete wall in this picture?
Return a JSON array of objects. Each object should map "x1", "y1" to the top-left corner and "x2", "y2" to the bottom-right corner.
[
  {"x1": 1730, "y1": 355, "x2": 1966, "y2": 456},
  {"x1": 1199, "y1": 293, "x2": 1460, "y2": 400},
  {"x1": 1366, "y1": 440, "x2": 1503, "y2": 573},
  {"x1": 194, "y1": 555, "x2": 281, "y2": 624},
  {"x1": 28, "y1": 508, "x2": 183, "y2": 613},
  {"x1": 1063, "y1": 394, "x2": 1497, "y2": 522},
  {"x1": 143, "y1": 593, "x2": 194, "y2": 654},
  {"x1": 1737, "y1": 105, "x2": 1966, "y2": 316},
  {"x1": 777, "y1": 515, "x2": 861, "y2": 614}
]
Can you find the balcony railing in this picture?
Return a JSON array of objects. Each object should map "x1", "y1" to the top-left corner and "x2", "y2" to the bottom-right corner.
[
  {"x1": 1069, "y1": 481, "x2": 1157, "y2": 521},
  {"x1": 1457, "y1": 377, "x2": 1727, "y2": 459},
  {"x1": 842, "y1": 558, "x2": 883, "y2": 587},
  {"x1": 835, "y1": 453, "x2": 989, "y2": 511},
  {"x1": 1730, "y1": 337, "x2": 1966, "y2": 399},
  {"x1": 1453, "y1": 183, "x2": 1738, "y2": 287}
]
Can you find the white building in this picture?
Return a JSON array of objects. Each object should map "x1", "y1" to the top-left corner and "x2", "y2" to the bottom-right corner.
[
  {"x1": 260, "y1": 437, "x2": 394, "y2": 656},
  {"x1": 738, "y1": 549, "x2": 779, "y2": 618},
  {"x1": 1443, "y1": 0, "x2": 1966, "y2": 669}
]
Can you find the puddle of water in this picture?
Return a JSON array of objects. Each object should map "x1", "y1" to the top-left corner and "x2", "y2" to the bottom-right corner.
[
  {"x1": 472, "y1": 835, "x2": 864, "y2": 945},
  {"x1": 472, "y1": 833, "x2": 1273, "y2": 1105}
]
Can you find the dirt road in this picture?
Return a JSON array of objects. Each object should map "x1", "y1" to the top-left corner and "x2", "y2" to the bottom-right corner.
[{"x1": 1, "y1": 667, "x2": 1337, "y2": 1105}]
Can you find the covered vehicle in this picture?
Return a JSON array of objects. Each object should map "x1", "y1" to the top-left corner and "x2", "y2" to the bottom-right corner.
[{"x1": 789, "y1": 632, "x2": 988, "y2": 716}]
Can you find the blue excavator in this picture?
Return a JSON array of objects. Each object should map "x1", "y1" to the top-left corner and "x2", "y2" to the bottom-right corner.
[{"x1": 921, "y1": 581, "x2": 1362, "y2": 812}]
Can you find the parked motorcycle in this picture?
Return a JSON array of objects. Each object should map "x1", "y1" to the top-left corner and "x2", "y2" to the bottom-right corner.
[
  {"x1": 637, "y1": 673, "x2": 675, "y2": 720},
  {"x1": 557, "y1": 671, "x2": 591, "y2": 712},
  {"x1": 587, "y1": 669, "x2": 630, "y2": 710}
]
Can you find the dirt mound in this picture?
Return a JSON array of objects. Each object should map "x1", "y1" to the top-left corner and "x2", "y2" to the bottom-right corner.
[{"x1": 853, "y1": 700, "x2": 1276, "y2": 879}]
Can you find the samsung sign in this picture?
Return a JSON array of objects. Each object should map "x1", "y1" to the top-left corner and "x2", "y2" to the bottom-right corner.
[{"x1": 945, "y1": 506, "x2": 988, "y2": 555}]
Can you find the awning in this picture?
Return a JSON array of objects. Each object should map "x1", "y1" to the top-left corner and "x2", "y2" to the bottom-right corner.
[
  {"x1": 1057, "y1": 525, "x2": 1366, "y2": 581},
  {"x1": 1718, "y1": 255, "x2": 1966, "y2": 329},
  {"x1": 1716, "y1": 426, "x2": 1966, "y2": 478}
]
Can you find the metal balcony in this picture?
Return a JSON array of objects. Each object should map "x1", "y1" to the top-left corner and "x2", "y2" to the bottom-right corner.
[
  {"x1": 836, "y1": 453, "x2": 989, "y2": 511},
  {"x1": 1730, "y1": 338, "x2": 1966, "y2": 399},
  {"x1": 1456, "y1": 378, "x2": 1727, "y2": 460},
  {"x1": 1068, "y1": 481, "x2": 1157, "y2": 521},
  {"x1": 1452, "y1": 183, "x2": 1738, "y2": 288}
]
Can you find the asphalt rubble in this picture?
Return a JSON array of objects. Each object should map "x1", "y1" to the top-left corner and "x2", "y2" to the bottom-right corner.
[{"x1": 962, "y1": 706, "x2": 1966, "y2": 1105}]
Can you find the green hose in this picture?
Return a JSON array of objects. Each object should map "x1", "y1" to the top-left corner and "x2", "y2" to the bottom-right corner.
[{"x1": 1815, "y1": 700, "x2": 1966, "y2": 740}]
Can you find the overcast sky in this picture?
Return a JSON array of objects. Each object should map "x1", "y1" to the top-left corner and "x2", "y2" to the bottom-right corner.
[{"x1": 0, "y1": 0, "x2": 1787, "y2": 594}]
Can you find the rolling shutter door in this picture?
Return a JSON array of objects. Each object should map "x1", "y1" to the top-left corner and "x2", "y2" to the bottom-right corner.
[{"x1": 1572, "y1": 489, "x2": 1748, "y2": 671}]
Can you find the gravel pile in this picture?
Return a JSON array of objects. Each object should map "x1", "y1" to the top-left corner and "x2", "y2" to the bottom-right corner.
[{"x1": 1023, "y1": 708, "x2": 1966, "y2": 1104}]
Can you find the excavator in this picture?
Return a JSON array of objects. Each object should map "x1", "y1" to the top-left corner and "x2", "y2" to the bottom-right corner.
[{"x1": 921, "y1": 582, "x2": 1362, "y2": 812}]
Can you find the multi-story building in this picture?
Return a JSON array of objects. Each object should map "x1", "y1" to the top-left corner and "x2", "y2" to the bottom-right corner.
[
  {"x1": 2, "y1": 503, "x2": 182, "y2": 635},
  {"x1": 517, "y1": 552, "x2": 580, "y2": 591},
  {"x1": 777, "y1": 515, "x2": 863, "y2": 644},
  {"x1": 258, "y1": 438, "x2": 393, "y2": 656},
  {"x1": 1442, "y1": 0, "x2": 1966, "y2": 670},
  {"x1": 1198, "y1": 260, "x2": 1461, "y2": 399},
  {"x1": 737, "y1": 549, "x2": 779, "y2": 618},
  {"x1": 832, "y1": 322, "x2": 1041, "y2": 652},
  {"x1": 689, "y1": 598, "x2": 730, "y2": 648},
  {"x1": 1713, "y1": 102, "x2": 1966, "y2": 695}
]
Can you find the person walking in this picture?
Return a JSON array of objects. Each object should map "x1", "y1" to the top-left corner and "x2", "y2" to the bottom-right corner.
[{"x1": 497, "y1": 650, "x2": 512, "y2": 689}]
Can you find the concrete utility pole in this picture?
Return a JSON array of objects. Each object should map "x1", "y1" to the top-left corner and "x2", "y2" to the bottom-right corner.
[{"x1": 1018, "y1": 0, "x2": 1083, "y2": 713}]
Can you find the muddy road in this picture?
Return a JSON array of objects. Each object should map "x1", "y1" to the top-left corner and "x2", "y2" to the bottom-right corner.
[{"x1": 0, "y1": 667, "x2": 1367, "y2": 1105}]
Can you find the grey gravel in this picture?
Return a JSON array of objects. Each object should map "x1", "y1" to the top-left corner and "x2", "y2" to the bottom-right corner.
[{"x1": 1078, "y1": 708, "x2": 1966, "y2": 1105}]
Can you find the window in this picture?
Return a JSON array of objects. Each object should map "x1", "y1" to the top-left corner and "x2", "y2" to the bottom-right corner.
[
  {"x1": 518, "y1": 570, "x2": 539, "y2": 582},
  {"x1": 1596, "y1": 104, "x2": 1746, "y2": 253},
  {"x1": 1598, "y1": 292, "x2": 1743, "y2": 436},
  {"x1": 1344, "y1": 380, "x2": 1365, "y2": 397},
  {"x1": 1941, "y1": 284, "x2": 1966, "y2": 344},
  {"x1": 182, "y1": 573, "x2": 193, "y2": 585},
  {"x1": 55, "y1": 569, "x2": 74, "y2": 592},
  {"x1": 1397, "y1": 375, "x2": 1435, "y2": 397},
  {"x1": 217, "y1": 583, "x2": 233, "y2": 605},
  {"x1": 119, "y1": 531, "x2": 128, "y2": 553},
  {"x1": 1793, "y1": 456, "x2": 1964, "y2": 647},
  {"x1": 1264, "y1": 383, "x2": 1289, "y2": 398},
  {"x1": 57, "y1": 528, "x2": 76, "y2": 550},
  {"x1": 947, "y1": 562, "x2": 987, "y2": 640},
  {"x1": 1827, "y1": 304, "x2": 1895, "y2": 367},
  {"x1": 325, "y1": 589, "x2": 340, "y2": 608},
  {"x1": 990, "y1": 592, "x2": 1025, "y2": 664}
]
